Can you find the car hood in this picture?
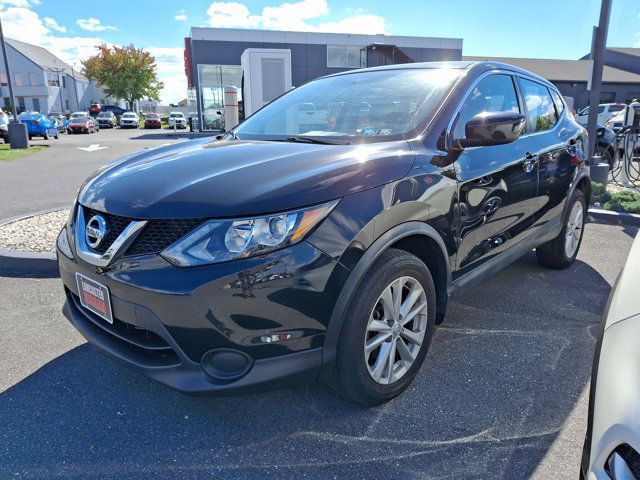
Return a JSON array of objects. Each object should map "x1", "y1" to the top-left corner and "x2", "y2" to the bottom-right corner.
[{"x1": 78, "y1": 138, "x2": 416, "y2": 219}]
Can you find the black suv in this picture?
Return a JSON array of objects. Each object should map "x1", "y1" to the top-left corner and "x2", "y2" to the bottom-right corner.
[{"x1": 57, "y1": 61, "x2": 590, "y2": 405}]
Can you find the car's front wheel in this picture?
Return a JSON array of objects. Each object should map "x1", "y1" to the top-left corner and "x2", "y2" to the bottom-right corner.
[
  {"x1": 333, "y1": 249, "x2": 436, "y2": 405},
  {"x1": 536, "y1": 189, "x2": 586, "y2": 269}
]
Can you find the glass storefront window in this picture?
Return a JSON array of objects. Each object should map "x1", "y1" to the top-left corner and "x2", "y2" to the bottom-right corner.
[{"x1": 198, "y1": 64, "x2": 243, "y2": 131}]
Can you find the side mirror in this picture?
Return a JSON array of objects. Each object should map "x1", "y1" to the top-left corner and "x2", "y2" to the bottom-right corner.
[{"x1": 457, "y1": 111, "x2": 526, "y2": 148}]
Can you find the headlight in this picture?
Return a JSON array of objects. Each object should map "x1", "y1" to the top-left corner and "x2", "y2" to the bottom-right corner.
[
  {"x1": 161, "y1": 200, "x2": 338, "y2": 267},
  {"x1": 57, "y1": 227, "x2": 74, "y2": 259}
]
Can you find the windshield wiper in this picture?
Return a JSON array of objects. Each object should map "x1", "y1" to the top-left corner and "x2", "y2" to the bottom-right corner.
[{"x1": 283, "y1": 136, "x2": 351, "y2": 145}]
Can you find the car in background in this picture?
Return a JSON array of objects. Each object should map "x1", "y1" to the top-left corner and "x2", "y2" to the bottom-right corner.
[
  {"x1": 119, "y1": 111, "x2": 139, "y2": 128},
  {"x1": 605, "y1": 109, "x2": 626, "y2": 132},
  {"x1": 89, "y1": 103, "x2": 101, "y2": 116},
  {"x1": 68, "y1": 116, "x2": 97, "y2": 134},
  {"x1": 581, "y1": 233, "x2": 640, "y2": 479},
  {"x1": 49, "y1": 115, "x2": 67, "y2": 134},
  {"x1": 101, "y1": 104, "x2": 127, "y2": 117},
  {"x1": 0, "y1": 112, "x2": 8, "y2": 142},
  {"x1": 17, "y1": 113, "x2": 59, "y2": 140},
  {"x1": 144, "y1": 113, "x2": 162, "y2": 129},
  {"x1": 167, "y1": 111, "x2": 187, "y2": 129},
  {"x1": 576, "y1": 103, "x2": 626, "y2": 125},
  {"x1": 96, "y1": 111, "x2": 117, "y2": 129},
  {"x1": 578, "y1": 122, "x2": 618, "y2": 167}
]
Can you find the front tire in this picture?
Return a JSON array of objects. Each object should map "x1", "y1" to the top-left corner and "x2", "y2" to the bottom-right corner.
[
  {"x1": 333, "y1": 249, "x2": 436, "y2": 405},
  {"x1": 536, "y1": 189, "x2": 586, "y2": 269}
]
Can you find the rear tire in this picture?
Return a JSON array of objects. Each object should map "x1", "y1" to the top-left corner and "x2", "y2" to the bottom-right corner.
[
  {"x1": 333, "y1": 249, "x2": 436, "y2": 405},
  {"x1": 536, "y1": 189, "x2": 586, "y2": 269}
]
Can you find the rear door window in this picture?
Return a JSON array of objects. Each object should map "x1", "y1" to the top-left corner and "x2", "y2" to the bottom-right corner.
[{"x1": 518, "y1": 78, "x2": 558, "y2": 133}]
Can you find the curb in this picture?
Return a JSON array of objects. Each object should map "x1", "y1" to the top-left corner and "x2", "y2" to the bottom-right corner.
[
  {"x1": 0, "y1": 207, "x2": 67, "y2": 278},
  {"x1": 588, "y1": 208, "x2": 640, "y2": 228}
]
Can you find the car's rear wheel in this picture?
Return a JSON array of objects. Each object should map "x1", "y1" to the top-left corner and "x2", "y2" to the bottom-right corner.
[
  {"x1": 536, "y1": 189, "x2": 586, "y2": 269},
  {"x1": 333, "y1": 249, "x2": 436, "y2": 405}
]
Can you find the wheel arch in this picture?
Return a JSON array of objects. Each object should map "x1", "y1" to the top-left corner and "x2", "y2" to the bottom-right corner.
[{"x1": 319, "y1": 221, "x2": 451, "y2": 378}]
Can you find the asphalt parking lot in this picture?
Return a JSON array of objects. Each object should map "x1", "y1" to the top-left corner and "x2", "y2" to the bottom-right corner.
[{"x1": 0, "y1": 133, "x2": 637, "y2": 479}]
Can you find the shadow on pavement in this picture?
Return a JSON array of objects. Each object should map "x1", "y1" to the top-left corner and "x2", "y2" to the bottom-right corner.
[{"x1": 0, "y1": 253, "x2": 612, "y2": 480}]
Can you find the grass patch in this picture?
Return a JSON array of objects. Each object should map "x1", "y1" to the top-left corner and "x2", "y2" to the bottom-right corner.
[{"x1": 0, "y1": 144, "x2": 46, "y2": 162}]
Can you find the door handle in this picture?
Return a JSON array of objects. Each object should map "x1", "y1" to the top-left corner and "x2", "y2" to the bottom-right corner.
[{"x1": 522, "y1": 152, "x2": 538, "y2": 173}]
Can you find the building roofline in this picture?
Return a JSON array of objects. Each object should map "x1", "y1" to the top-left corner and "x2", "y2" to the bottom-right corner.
[{"x1": 189, "y1": 27, "x2": 463, "y2": 50}]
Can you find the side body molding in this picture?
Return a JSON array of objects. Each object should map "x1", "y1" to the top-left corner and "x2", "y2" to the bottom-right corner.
[{"x1": 319, "y1": 221, "x2": 451, "y2": 378}]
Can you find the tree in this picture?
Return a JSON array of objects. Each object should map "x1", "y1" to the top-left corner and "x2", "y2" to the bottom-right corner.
[{"x1": 82, "y1": 44, "x2": 163, "y2": 111}]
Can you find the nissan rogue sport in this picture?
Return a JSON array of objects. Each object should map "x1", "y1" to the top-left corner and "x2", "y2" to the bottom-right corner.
[{"x1": 57, "y1": 61, "x2": 590, "y2": 405}]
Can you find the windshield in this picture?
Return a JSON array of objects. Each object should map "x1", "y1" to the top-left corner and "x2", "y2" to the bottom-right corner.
[
  {"x1": 123, "y1": 113, "x2": 136, "y2": 118},
  {"x1": 97, "y1": 113, "x2": 111, "y2": 118},
  {"x1": 70, "y1": 117, "x2": 89, "y2": 123},
  {"x1": 170, "y1": 113, "x2": 183, "y2": 118},
  {"x1": 235, "y1": 68, "x2": 461, "y2": 141}
]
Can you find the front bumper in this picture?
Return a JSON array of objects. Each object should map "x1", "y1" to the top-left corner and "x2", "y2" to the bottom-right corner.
[{"x1": 58, "y1": 240, "x2": 347, "y2": 394}]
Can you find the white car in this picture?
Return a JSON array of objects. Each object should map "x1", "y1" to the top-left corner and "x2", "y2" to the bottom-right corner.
[
  {"x1": 576, "y1": 103, "x2": 626, "y2": 125},
  {"x1": 605, "y1": 109, "x2": 626, "y2": 132},
  {"x1": 582, "y1": 233, "x2": 640, "y2": 479},
  {"x1": 70, "y1": 111, "x2": 89, "y2": 118},
  {"x1": 119, "y1": 111, "x2": 139, "y2": 129},
  {"x1": 167, "y1": 111, "x2": 187, "y2": 129}
]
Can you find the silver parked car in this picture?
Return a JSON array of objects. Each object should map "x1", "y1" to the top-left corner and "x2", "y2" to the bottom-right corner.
[{"x1": 582, "y1": 232, "x2": 640, "y2": 479}]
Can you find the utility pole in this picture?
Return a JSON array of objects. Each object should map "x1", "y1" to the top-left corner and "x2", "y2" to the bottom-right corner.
[
  {"x1": 586, "y1": 0, "x2": 612, "y2": 161},
  {"x1": 0, "y1": 15, "x2": 28, "y2": 148}
]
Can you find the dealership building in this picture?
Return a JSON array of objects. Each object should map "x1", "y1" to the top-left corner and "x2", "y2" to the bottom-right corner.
[{"x1": 184, "y1": 27, "x2": 463, "y2": 131}]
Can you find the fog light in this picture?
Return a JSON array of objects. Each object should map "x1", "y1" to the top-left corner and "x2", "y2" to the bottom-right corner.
[{"x1": 201, "y1": 349, "x2": 253, "y2": 381}]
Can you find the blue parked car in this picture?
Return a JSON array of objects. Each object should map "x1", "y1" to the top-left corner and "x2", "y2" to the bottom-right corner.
[{"x1": 17, "y1": 113, "x2": 59, "y2": 140}]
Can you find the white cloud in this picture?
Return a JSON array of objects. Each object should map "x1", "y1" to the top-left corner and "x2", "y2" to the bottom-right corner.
[
  {"x1": 146, "y1": 47, "x2": 187, "y2": 104},
  {"x1": 0, "y1": 0, "x2": 32, "y2": 8},
  {"x1": 44, "y1": 16, "x2": 66, "y2": 33},
  {"x1": 174, "y1": 9, "x2": 187, "y2": 21},
  {"x1": 0, "y1": 6, "x2": 49, "y2": 42},
  {"x1": 205, "y1": 0, "x2": 387, "y2": 34},
  {"x1": 76, "y1": 17, "x2": 116, "y2": 32},
  {"x1": 207, "y1": 1, "x2": 260, "y2": 28}
]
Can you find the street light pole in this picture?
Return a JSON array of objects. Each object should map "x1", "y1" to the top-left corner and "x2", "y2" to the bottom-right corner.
[
  {"x1": 586, "y1": 0, "x2": 612, "y2": 161},
  {"x1": 0, "y1": 15, "x2": 16, "y2": 119}
]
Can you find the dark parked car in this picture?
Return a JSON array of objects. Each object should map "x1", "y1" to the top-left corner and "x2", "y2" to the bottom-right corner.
[
  {"x1": 100, "y1": 104, "x2": 127, "y2": 117},
  {"x1": 578, "y1": 122, "x2": 618, "y2": 167},
  {"x1": 68, "y1": 116, "x2": 97, "y2": 134},
  {"x1": 96, "y1": 111, "x2": 117, "y2": 128},
  {"x1": 57, "y1": 61, "x2": 591, "y2": 404}
]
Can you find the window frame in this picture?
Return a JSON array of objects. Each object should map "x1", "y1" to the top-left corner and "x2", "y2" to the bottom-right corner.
[{"x1": 14, "y1": 73, "x2": 22, "y2": 86}]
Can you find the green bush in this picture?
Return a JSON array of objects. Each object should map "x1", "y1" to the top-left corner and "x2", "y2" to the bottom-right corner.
[
  {"x1": 591, "y1": 182, "x2": 609, "y2": 205},
  {"x1": 591, "y1": 182, "x2": 640, "y2": 214},
  {"x1": 604, "y1": 190, "x2": 640, "y2": 214}
]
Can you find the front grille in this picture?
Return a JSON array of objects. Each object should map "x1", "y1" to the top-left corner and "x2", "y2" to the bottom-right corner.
[
  {"x1": 82, "y1": 206, "x2": 203, "y2": 257},
  {"x1": 84, "y1": 207, "x2": 130, "y2": 253},
  {"x1": 126, "y1": 218, "x2": 203, "y2": 257}
]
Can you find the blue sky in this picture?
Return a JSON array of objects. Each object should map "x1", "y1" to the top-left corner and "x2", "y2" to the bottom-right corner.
[{"x1": 1, "y1": 0, "x2": 639, "y2": 102}]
